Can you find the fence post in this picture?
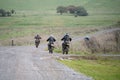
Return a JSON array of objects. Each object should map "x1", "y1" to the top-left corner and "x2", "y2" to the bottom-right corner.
[{"x1": 12, "y1": 40, "x2": 14, "y2": 46}]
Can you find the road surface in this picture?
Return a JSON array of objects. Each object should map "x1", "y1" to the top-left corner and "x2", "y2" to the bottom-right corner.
[{"x1": 0, "y1": 45, "x2": 93, "y2": 80}]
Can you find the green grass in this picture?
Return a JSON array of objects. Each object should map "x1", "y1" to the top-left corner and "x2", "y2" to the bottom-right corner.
[
  {"x1": 0, "y1": 0, "x2": 120, "y2": 45},
  {"x1": 0, "y1": 0, "x2": 120, "y2": 11},
  {"x1": 59, "y1": 59, "x2": 120, "y2": 80}
]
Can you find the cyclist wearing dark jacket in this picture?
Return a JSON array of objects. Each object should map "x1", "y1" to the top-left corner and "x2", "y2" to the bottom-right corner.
[
  {"x1": 47, "y1": 35, "x2": 56, "y2": 53},
  {"x1": 34, "y1": 34, "x2": 41, "y2": 48},
  {"x1": 34, "y1": 34, "x2": 41, "y2": 40},
  {"x1": 61, "y1": 33, "x2": 72, "y2": 42},
  {"x1": 61, "y1": 33, "x2": 72, "y2": 54},
  {"x1": 47, "y1": 35, "x2": 56, "y2": 44}
]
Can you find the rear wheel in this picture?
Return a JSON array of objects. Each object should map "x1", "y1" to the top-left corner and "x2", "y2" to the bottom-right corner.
[
  {"x1": 49, "y1": 49, "x2": 53, "y2": 53},
  {"x1": 35, "y1": 39, "x2": 40, "y2": 48},
  {"x1": 65, "y1": 46, "x2": 69, "y2": 54},
  {"x1": 66, "y1": 50, "x2": 68, "y2": 54},
  {"x1": 62, "y1": 44, "x2": 69, "y2": 54},
  {"x1": 48, "y1": 44, "x2": 54, "y2": 54},
  {"x1": 35, "y1": 42, "x2": 40, "y2": 48},
  {"x1": 36, "y1": 44, "x2": 38, "y2": 48}
]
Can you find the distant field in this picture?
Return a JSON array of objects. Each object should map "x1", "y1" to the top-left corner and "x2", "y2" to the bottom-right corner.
[{"x1": 0, "y1": 0, "x2": 120, "y2": 45}]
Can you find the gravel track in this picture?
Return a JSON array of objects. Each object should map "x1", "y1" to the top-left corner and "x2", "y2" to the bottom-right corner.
[{"x1": 0, "y1": 45, "x2": 93, "y2": 80}]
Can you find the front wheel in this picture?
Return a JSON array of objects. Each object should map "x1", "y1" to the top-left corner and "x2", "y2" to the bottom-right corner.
[
  {"x1": 49, "y1": 48, "x2": 53, "y2": 53},
  {"x1": 48, "y1": 44, "x2": 54, "y2": 54},
  {"x1": 49, "y1": 47, "x2": 54, "y2": 54},
  {"x1": 66, "y1": 49, "x2": 68, "y2": 54},
  {"x1": 63, "y1": 49, "x2": 69, "y2": 54},
  {"x1": 62, "y1": 44, "x2": 69, "y2": 54},
  {"x1": 65, "y1": 46, "x2": 69, "y2": 54},
  {"x1": 35, "y1": 39, "x2": 40, "y2": 48}
]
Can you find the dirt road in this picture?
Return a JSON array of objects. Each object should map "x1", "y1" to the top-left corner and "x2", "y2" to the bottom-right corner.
[{"x1": 0, "y1": 45, "x2": 93, "y2": 80}]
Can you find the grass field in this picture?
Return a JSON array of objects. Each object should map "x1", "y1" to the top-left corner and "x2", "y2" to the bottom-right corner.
[
  {"x1": 0, "y1": 0, "x2": 120, "y2": 46},
  {"x1": 59, "y1": 59, "x2": 120, "y2": 80}
]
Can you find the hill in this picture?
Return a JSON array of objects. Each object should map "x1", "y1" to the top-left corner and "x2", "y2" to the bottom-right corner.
[
  {"x1": 0, "y1": 0, "x2": 120, "y2": 12},
  {"x1": 0, "y1": 0, "x2": 120, "y2": 46}
]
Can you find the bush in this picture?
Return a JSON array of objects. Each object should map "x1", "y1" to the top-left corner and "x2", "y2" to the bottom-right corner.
[
  {"x1": 0, "y1": 9, "x2": 15, "y2": 17},
  {"x1": 6, "y1": 11, "x2": 11, "y2": 16},
  {"x1": 56, "y1": 6, "x2": 67, "y2": 15},
  {"x1": 11, "y1": 9, "x2": 15, "y2": 14},
  {"x1": 75, "y1": 6, "x2": 88, "y2": 17},
  {"x1": 56, "y1": 5, "x2": 88, "y2": 17},
  {"x1": 0, "y1": 9, "x2": 6, "y2": 17},
  {"x1": 67, "y1": 5, "x2": 76, "y2": 14}
]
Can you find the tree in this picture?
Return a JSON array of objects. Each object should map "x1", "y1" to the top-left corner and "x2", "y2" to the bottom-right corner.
[
  {"x1": 74, "y1": 6, "x2": 88, "y2": 16},
  {"x1": 6, "y1": 11, "x2": 11, "y2": 16},
  {"x1": 11, "y1": 9, "x2": 15, "y2": 14},
  {"x1": 0, "y1": 9, "x2": 6, "y2": 17},
  {"x1": 56, "y1": 5, "x2": 88, "y2": 17},
  {"x1": 56, "y1": 6, "x2": 67, "y2": 15},
  {"x1": 67, "y1": 5, "x2": 76, "y2": 14},
  {"x1": 0, "y1": 9, "x2": 15, "y2": 17}
]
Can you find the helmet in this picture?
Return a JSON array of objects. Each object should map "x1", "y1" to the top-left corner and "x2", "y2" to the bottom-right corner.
[
  {"x1": 37, "y1": 34, "x2": 39, "y2": 36},
  {"x1": 85, "y1": 36, "x2": 89, "y2": 38},
  {"x1": 66, "y1": 33, "x2": 69, "y2": 35},
  {"x1": 84, "y1": 36, "x2": 90, "y2": 40},
  {"x1": 50, "y1": 34, "x2": 53, "y2": 37}
]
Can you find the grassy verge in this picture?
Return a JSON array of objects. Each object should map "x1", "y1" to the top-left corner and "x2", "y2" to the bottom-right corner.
[{"x1": 59, "y1": 59, "x2": 120, "y2": 80}]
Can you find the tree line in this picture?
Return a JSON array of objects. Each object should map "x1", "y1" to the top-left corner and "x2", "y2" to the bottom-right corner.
[
  {"x1": 0, "y1": 9, "x2": 15, "y2": 17},
  {"x1": 56, "y1": 5, "x2": 88, "y2": 17}
]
